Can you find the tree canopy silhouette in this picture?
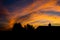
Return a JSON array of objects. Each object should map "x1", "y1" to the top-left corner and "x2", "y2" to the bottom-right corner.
[
  {"x1": 24, "y1": 24, "x2": 35, "y2": 32},
  {"x1": 12, "y1": 23, "x2": 26, "y2": 32}
]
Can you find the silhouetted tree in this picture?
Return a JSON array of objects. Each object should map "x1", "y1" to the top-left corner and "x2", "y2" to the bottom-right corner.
[
  {"x1": 25, "y1": 24, "x2": 35, "y2": 32},
  {"x1": 12, "y1": 23, "x2": 26, "y2": 32}
]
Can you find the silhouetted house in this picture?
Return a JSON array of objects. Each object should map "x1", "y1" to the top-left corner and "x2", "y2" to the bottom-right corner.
[
  {"x1": 12, "y1": 23, "x2": 25, "y2": 32},
  {"x1": 36, "y1": 26, "x2": 49, "y2": 32}
]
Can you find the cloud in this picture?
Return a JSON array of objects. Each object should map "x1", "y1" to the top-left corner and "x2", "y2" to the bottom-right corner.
[
  {"x1": 57, "y1": 0, "x2": 60, "y2": 6},
  {"x1": 2, "y1": 0, "x2": 33, "y2": 12},
  {"x1": 40, "y1": 10, "x2": 60, "y2": 16}
]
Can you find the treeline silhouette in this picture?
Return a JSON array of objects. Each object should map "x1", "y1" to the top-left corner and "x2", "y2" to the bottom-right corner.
[{"x1": 11, "y1": 23, "x2": 60, "y2": 32}]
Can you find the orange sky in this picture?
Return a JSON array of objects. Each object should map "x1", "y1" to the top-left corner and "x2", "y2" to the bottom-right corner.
[{"x1": 1, "y1": 0, "x2": 60, "y2": 30}]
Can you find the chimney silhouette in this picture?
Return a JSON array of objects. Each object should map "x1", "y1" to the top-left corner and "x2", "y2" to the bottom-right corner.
[{"x1": 48, "y1": 23, "x2": 51, "y2": 27}]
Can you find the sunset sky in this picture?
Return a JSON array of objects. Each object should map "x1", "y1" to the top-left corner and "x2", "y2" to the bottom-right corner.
[{"x1": 0, "y1": 0, "x2": 60, "y2": 30}]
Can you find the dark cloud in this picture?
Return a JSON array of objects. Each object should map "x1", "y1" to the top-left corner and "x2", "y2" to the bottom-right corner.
[
  {"x1": 40, "y1": 10, "x2": 60, "y2": 16},
  {"x1": 57, "y1": 0, "x2": 60, "y2": 6},
  {"x1": 3, "y1": 0, "x2": 33, "y2": 6},
  {"x1": 20, "y1": 14, "x2": 31, "y2": 19},
  {"x1": 31, "y1": 20, "x2": 50, "y2": 24},
  {"x1": 16, "y1": 13, "x2": 32, "y2": 22},
  {"x1": 0, "y1": 7, "x2": 9, "y2": 28},
  {"x1": 2, "y1": 0, "x2": 33, "y2": 12}
]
